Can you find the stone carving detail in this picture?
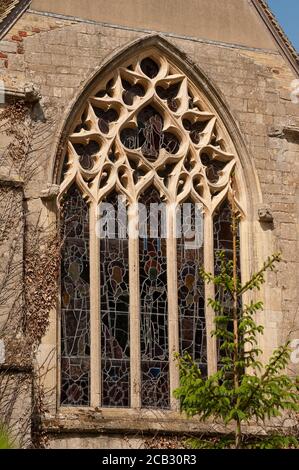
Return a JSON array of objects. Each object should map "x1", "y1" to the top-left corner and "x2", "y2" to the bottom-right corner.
[
  {"x1": 24, "y1": 83, "x2": 41, "y2": 103},
  {"x1": 258, "y1": 207, "x2": 274, "y2": 223},
  {"x1": 59, "y1": 53, "x2": 237, "y2": 213},
  {"x1": 40, "y1": 184, "x2": 60, "y2": 200}
]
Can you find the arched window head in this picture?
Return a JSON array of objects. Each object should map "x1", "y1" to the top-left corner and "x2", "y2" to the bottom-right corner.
[{"x1": 59, "y1": 49, "x2": 242, "y2": 409}]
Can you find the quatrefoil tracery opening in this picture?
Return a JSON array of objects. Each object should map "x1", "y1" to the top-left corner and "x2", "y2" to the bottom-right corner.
[{"x1": 63, "y1": 53, "x2": 236, "y2": 209}]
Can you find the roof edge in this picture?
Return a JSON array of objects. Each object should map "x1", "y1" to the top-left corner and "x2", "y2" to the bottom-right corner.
[
  {"x1": 0, "y1": 0, "x2": 31, "y2": 41},
  {"x1": 252, "y1": 0, "x2": 299, "y2": 76},
  {"x1": 0, "y1": 1, "x2": 297, "y2": 75}
]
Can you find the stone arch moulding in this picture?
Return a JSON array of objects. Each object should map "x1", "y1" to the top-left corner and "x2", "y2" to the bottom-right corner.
[
  {"x1": 49, "y1": 33, "x2": 267, "y2": 414},
  {"x1": 52, "y1": 34, "x2": 262, "y2": 215},
  {"x1": 51, "y1": 34, "x2": 266, "y2": 295}
]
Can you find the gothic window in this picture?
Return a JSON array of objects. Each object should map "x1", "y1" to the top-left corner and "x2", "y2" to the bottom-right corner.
[{"x1": 59, "y1": 52, "x2": 240, "y2": 409}]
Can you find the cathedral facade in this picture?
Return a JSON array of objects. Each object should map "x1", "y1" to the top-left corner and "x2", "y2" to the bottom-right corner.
[{"x1": 0, "y1": 0, "x2": 298, "y2": 448}]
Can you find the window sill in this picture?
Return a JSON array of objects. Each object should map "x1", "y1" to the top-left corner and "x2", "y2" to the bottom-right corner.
[
  {"x1": 43, "y1": 408, "x2": 296, "y2": 437},
  {"x1": 42, "y1": 408, "x2": 226, "y2": 436}
]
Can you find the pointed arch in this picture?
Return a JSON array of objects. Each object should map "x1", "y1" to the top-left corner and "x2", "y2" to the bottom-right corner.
[
  {"x1": 53, "y1": 34, "x2": 261, "y2": 213},
  {"x1": 57, "y1": 34, "x2": 259, "y2": 409}
]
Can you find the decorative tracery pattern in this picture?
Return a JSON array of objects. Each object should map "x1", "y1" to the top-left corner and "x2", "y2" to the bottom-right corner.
[
  {"x1": 60, "y1": 52, "x2": 236, "y2": 208},
  {"x1": 59, "y1": 51, "x2": 240, "y2": 409}
]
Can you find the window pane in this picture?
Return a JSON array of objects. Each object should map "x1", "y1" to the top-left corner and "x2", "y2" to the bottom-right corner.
[
  {"x1": 139, "y1": 188, "x2": 169, "y2": 408},
  {"x1": 213, "y1": 200, "x2": 241, "y2": 366},
  {"x1": 177, "y1": 200, "x2": 207, "y2": 375},
  {"x1": 60, "y1": 185, "x2": 90, "y2": 406},
  {"x1": 213, "y1": 200, "x2": 234, "y2": 263},
  {"x1": 100, "y1": 193, "x2": 130, "y2": 407}
]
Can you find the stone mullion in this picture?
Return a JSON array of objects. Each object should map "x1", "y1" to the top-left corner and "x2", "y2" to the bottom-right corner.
[
  {"x1": 128, "y1": 202, "x2": 141, "y2": 408},
  {"x1": 204, "y1": 210, "x2": 217, "y2": 375},
  {"x1": 90, "y1": 200, "x2": 101, "y2": 407},
  {"x1": 167, "y1": 203, "x2": 180, "y2": 410}
]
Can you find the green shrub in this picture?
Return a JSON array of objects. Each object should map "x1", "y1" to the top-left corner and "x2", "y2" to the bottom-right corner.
[{"x1": 174, "y1": 208, "x2": 299, "y2": 449}]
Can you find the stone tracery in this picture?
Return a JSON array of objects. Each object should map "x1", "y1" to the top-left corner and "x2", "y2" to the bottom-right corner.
[
  {"x1": 59, "y1": 51, "x2": 240, "y2": 408},
  {"x1": 60, "y1": 53, "x2": 236, "y2": 210}
]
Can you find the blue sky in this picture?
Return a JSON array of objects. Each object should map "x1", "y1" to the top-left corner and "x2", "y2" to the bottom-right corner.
[{"x1": 268, "y1": 0, "x2": 299, "y2": 51}]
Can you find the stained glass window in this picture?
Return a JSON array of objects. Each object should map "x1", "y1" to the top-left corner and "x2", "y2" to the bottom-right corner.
[
  {"x1": 100, "y1": 193, "x2": 130, "y2": 407},
  {"x1": 60, "y1": 185, "x2": 90, "y2": 406},
  {"x1": 59, "y1": 51, "x2": 240, "y2": 409},
  {"x1": 139, "y1": 188, "x2": 169, "y2": 409},
  {"x1": 177, "y1": 200, "x2": 207, "y2": 376},
  {"x1": 213, "y1": 199, "x2": 241, "y2": 365},
  {"x1": 214, "y1": 200, "x2": 233, "y2": 264}
]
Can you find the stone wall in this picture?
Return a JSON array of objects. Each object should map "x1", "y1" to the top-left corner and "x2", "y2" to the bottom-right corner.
[
  {"x1": 0, "y1": 176, "x2": 31, "y2": 447},
  {"x1": 0, "y1": 8, "x2": 298, "y2": 448},
  {"x1": 30, "y1": 0, "x2": 278, "y2": 50}
]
